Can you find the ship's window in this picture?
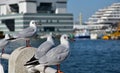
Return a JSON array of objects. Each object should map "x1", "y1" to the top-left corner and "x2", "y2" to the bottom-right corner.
[
  {"x1": 52, "y1": 20, "x2": 57, "y2": 23},
  {"x1": 41, "y1": 20, "x2": 47, "y2": 23},
  {"x1": 44, "y1": 27, "x2": 55, "y2": 32},
  {"x1": 47, "y1": 20, "x2": 52, "y2": 23}
]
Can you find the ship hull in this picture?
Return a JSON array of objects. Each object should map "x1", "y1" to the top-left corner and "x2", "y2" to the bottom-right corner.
[{"x1": 74, "y1": 36, "x2": 90, "y2": 39}]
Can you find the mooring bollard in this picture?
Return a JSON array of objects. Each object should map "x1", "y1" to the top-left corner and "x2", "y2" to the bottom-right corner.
[
  {"x1": 9, "y1": 46, "x2": 36, "y2": 73},
  {"x1": 1, "y1": 46, "x2": 57, "y2": 73}
]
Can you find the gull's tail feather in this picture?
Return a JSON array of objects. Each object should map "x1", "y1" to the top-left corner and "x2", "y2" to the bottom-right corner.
[
  {"x1": 26, "y1": 56, "x2": 37, "y2": 63},
  {"x1": 24, "y1": 56, "x2": 39, "y2": 66},
  {"x1": 6, "y1": 34, "x2": 24, "y2": 42},
  {"x1": 5, "y1": 34, "x2": 16, "y2": 40},
  {"x1": 24, "y1": 60, "x2": 39, "y2": 66}
]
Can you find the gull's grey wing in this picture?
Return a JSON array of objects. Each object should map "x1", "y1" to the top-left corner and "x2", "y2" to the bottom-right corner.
[
  {"x1": 15, "y1": 27, "x2": 36, "y2": 38},
  {"x1": 48, "y1": 51, "x2": 69, "y2": 65},
  {"x1": 46, "y1": 45, "x2": 69, "y2": 57},
  {"x1": 35, "y1": 41, "x2": 55, "y2": 59}
]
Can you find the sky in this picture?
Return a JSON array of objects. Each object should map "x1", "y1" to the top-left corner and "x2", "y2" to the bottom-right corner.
[{"x1": 67, "y1": 0, "x2": 119, "y2": 22}]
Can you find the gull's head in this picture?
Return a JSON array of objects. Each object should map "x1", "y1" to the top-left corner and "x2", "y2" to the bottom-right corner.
[
  {"x1": 40, "y1": 32, "x2": 54, "y2": 42},
  {"x1": 60, "y1": 34, "x2": 69, "y2": 47},
  {"x1": 29, "y1": 20, "x2": 37, "y2": 27},
  {"x1": 47, "y1": 32, "x2": 54, "y2": 42},
  {"x1": 60, "y1": 34, "x2": 69, "y2": 41},
  {"x1": 4, "y1": 34, "x2": 10, "y2": 40},
  {"x1": 40, "y1": 32, "x2": 53, "y2": 39}
]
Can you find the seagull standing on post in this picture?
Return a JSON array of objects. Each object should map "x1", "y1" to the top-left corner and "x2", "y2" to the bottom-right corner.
[
  {"x1": 13, "y1": 20, "x2": 38, "y2": 47},
  {"x1": 35, "y1": 33, "x2": 55, "y2": 59},
  {"x1": 24, "y1": 34, "x2": 70, "y2": 73},
  {"x1": 25, "y1": 32, "x2": 55, "y2": 65}
]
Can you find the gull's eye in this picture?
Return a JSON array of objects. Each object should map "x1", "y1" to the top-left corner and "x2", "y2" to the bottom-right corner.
[
  {"x1": 32, "y1": 22, "x2": 35, "y2": 24},
  {"x1": 64, "y1": 36, "x2": 67, "y2": 39}
]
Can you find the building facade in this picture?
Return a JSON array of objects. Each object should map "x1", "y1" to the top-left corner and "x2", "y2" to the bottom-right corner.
[{"x1": 0, "y1": 0, "x2": 73, "y2": 35}]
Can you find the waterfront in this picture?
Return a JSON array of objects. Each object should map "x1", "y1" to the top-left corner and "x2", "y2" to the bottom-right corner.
[{"x1": 1, "y1": 39, "x2": 120, "y2": 73}]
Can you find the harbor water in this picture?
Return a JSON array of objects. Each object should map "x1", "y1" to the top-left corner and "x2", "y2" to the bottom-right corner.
[{"x1": 1, "y1": 39, "x2": 120, "y2": 73}]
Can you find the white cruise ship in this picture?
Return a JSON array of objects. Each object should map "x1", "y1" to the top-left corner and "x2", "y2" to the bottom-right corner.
[{"x1": 86, "y1": 3, "x2": 120, "y2": 26}]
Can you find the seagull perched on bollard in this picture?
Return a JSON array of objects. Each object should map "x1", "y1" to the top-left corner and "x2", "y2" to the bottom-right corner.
[
  {"x1": 24, "y1": 34, "x2": 70, "y2": 73},
  {"x1": 12, "y1": 20, "x2": 38, "y2": 47},
  {"x1": 35, "y1": 33, "x2": 55, "y2": 59},
  {"x1": 25, "y1": 32, "x2": 55, "y2": 65}
]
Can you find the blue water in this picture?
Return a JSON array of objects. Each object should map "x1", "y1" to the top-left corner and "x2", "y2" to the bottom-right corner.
[{"x1": 1, "y1": 39, "x2": 120, "y2": 73}]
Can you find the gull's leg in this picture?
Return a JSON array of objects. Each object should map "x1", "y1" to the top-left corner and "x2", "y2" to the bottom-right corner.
[
  {"x1": 57, "y1": 64, "x2": 63, "y2": 73},
  {"x1": 2, "y1": 48, "x2": 4, "y2": 54},
  {"x1": 41, "y1": 66, "x2": 46, "y2": 73},
  {"x1": 0, "y1": 48, "x2": 5, "y2": 62},
  {"x1": 0, "y1": 48, "x2": 4, "y2": 58},
  {"x1": 26, "y1": 39, "x2": 31, "y2": 47}
]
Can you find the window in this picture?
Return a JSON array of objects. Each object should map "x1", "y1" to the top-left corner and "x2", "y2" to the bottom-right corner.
[
  {"x1": 52, "y1": 20, "x2": 57, "y2": 23},
  {"x1": 44, "y1": 27, "x2": 55, "y2": 32},
  {"x1": 2, "y1": 19, "x2": 15, "y2": 31},
  {"x1": 41, "y1": 20, "x2": 47, "y2": 23},
  {"x1": 37, "y1": 2, "x2": 52, "y2": 13},
  {"x1": 9, "y1": 4, "x2": 19, "y2": 13}
]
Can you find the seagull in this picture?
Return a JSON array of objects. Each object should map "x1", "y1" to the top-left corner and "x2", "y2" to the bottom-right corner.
[
  {"x1": 13, "y1": 20, "x2": 38, "y2": 47},
  {"x1": 35, "y1": 33, "x2": 55, "y2": 59},
  {"x1": 24, "y1": 34, "x2": 70, "y2": 73},
  {"x1": 25, "y1": 32, "x2": 55, "y2": 65},
  {"x1": 0, "y1": 34, "x2": 10, "y2": 55}
]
